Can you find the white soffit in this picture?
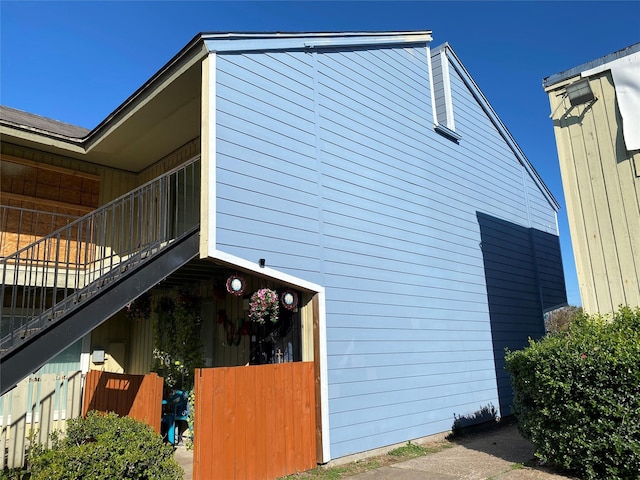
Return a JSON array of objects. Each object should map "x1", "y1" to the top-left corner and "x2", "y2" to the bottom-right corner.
[{"x1": 582, "y1": 51, "x2": 640, "y2": 151}]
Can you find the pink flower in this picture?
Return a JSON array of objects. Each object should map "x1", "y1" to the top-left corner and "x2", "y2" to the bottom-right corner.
[{"x1": 249, "y1": 288, "x2": 279, "y2": 324}]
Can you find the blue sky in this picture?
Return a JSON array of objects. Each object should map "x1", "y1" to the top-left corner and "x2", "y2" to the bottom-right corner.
[{"x1": 2, "y1": 1, "x2": 639, "y2": 306}]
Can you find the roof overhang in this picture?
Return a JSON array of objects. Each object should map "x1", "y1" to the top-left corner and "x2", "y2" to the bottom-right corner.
[
  {"x1": 1, "y1": 39, "x2": 208, "y2": 172},
  {"x1": 1, "y1": 31, "x2": 434, "y2": 173},
  {"x1": 543, "y1": 42, "x2": 640, "y2": 89}
]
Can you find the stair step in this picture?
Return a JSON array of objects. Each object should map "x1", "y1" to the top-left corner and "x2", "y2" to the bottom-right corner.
[
  {"x1": 49, "y1": 310, "x2": 65, "y2": 321},
  {"x1": 20, "y1": 328, "x2": 40, "y2": 339}
]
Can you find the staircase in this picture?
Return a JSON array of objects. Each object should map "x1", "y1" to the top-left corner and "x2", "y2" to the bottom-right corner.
[{"x1": 0, "y1": 158, "x2": 201, "y2": 395}]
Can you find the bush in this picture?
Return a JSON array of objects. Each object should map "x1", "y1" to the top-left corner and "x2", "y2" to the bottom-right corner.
[
  {"x1": 505, "y1": 306, "x2": 640, "y2": 480},
  {"x1": 544, "y1": 305, "x2": 583, "y2": 333},
  {"x1": 27, "y1": 411, "x2": 183, "y2": 480}
]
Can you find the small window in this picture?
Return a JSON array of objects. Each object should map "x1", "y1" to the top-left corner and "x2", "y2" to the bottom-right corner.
[{"x1": 431, "y1": 47, "x2": 461, "y2": 142}]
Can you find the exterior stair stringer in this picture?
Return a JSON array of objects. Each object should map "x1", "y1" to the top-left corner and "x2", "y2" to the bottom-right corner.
[{"x1": 0, "y1": 229, "x2": 199, "y2": 396}]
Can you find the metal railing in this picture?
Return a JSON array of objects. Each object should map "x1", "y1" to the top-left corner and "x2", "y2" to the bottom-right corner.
[{"x1": 0, "y1": 157, "x2": 201, "y2": 355}]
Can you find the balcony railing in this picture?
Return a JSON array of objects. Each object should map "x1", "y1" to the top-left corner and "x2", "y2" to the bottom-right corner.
[
  {"x1": 1, "y1": 207, "x2": 81, "y2": 260},
  {"x1": 0, "y1": 157, "x2": 201, "y2": 355}
]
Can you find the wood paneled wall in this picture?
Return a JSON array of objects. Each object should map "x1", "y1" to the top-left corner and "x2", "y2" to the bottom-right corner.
[
  {"x1": 82, "y1": 370, "x2": 163, "y2": 432},
  {"x1": 193, "y1": 363, "x2": 316, "y2": 480},
  {"x1": 547, "y1": 71, "x2": 640, "y2": 313}
]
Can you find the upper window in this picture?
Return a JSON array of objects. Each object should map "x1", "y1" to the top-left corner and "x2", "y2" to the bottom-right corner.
[{"x1": 430, "y1": 46, "x2": 461, "y2": 143}]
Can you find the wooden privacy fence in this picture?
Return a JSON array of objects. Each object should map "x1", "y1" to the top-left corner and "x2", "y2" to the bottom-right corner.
[
  {"x1": 194, "y1": 362, "x2": 317, "y2": 480},
  {"x1": 82, "y1": 370, "x2": 163, "y2": 433},
  {"x1": 0, "y1": 371, "x2": 83, "y2": 469}
]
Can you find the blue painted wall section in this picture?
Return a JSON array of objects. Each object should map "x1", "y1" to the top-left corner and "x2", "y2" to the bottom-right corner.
[
  {"x1": 476, "y1": 212, "x2": 565, "y2": 415},
  {"x1": 213, "y1": 41, "x2": 566, "y2": 459}
]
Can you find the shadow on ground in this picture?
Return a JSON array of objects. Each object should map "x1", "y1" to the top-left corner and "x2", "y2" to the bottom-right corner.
[{"x1": 447, "y1": 417, "x2": 577, "y2": 479}]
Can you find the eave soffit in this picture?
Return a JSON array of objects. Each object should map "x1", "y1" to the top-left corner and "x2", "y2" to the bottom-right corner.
[
  {"x1": 2, "y1": 41, "x2": 208, "y2": 171},
  {"x1": 2, "y1": 32, "x2": 437, "y2": 172}
]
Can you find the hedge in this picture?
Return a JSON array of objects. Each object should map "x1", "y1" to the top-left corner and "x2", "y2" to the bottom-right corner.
[
  {"x1": 27, "y1": 411, "x2": 183, "y2": 480},
  {"x1": 505, "y1": 306, "x2": 640, "y2": 480}
]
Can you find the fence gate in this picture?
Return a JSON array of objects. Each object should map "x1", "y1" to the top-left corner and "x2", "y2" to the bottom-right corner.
[
  {"x1": 82, "y1": 370, "x2": 163, "y2": 432},
  {"x1": 194, "y1": 363, "x2": 317, "y2": 480}
]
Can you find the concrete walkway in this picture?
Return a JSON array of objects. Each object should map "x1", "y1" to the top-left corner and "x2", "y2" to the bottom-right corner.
[
  {"x1": 349, "y1": 423, "x2": 574, "y2": 480},
  {"x1": 174, "y1": 444, "x2": 193, "y2": 479},
  {"x1": 173, "y1": 422, "x2": 575, "y2": 479}
]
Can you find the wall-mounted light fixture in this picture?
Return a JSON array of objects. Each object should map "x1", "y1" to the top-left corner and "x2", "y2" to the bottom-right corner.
[
  {"x1": 92, "y1": 349, "x2": 105, "y2": 364},
  {"x1": 566, "y1": 79, "x2": 595, "y2": 106},
  {"x1": 259, "y1": 258, "x2": 266, "y2": 268}
]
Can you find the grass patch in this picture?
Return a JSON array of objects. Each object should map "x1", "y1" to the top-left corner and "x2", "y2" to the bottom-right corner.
[
  {"x1": 279, "y1": 440, "x2": 451, "y2": 479},
  {"x1": 388, "y1": 441, "x2": 427, "y2": 457}
]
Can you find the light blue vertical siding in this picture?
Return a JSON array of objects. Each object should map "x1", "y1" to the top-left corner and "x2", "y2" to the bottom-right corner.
[{"x1": 213, "y1": 43, "x2": 564, "y2": 459}]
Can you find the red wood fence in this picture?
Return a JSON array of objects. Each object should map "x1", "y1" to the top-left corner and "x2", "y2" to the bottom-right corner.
[
  {"x1": 82, "y1": 370, "x2": 163, "y2": 433},
  {"x1": 194, "y1": 362, "x2": 316, "y2": 480}
]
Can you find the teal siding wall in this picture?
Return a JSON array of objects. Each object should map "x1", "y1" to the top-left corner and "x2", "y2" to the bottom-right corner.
[
  {"x1": 37, "y1": 340, "x2": 82, "y2": 375},
  {"x1": 213, "y1": 43, "x2": 565, "y2": 459}
]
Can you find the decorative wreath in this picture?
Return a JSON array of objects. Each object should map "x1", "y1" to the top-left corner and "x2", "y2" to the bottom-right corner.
[
  {"x1": 226, "y1": 274, "x2": 246, "y2": 296},
  {"x1": 280, "y1": 289, "x2": 298, "y2": 311},
  {"x1": 249, "y1": 288, "x2": 279, "y2": 324}
]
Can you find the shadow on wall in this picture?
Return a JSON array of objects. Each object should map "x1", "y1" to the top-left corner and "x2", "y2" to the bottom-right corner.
[
  {"x1": 450, "y1": 403, "x2": 499, "y2": 437},
  {"x1": 476, "y1": 212, "x2": 567, "y2": 416}
]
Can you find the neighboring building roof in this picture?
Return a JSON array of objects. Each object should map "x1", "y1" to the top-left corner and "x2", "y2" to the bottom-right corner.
[
  {"x1": 543, "y1": 42, "x2": 640, "y2": 87},
  {"x1": 543, "y1": 42, "x2": 640, "y2": 152},
  {"x1": 0, "y1": 105, "x2": 89, "y2": 139}
]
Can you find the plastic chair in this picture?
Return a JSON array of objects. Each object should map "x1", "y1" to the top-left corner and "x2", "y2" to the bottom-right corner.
[{"x1": 161, "y1": 390, "x2": 189, "y2": 445}]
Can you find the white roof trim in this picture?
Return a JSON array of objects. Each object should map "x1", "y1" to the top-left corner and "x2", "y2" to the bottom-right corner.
[{"x1": 203, "y1": 31, "x2": 432, "y2": 52}]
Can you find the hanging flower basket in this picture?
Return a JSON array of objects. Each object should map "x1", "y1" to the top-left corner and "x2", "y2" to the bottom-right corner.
[
  {"x1": 280, "y1": 289, "x2": 298, "y2": 311},
  {"x1": 249, "y1": 288, "x2": 279, "y2": 324},
  {"x1": 226, "y1": 274, "x2": 246, "y2": 296},
  {"x1": 126, "y1": 291, "x2": 152, "y2": 320}
]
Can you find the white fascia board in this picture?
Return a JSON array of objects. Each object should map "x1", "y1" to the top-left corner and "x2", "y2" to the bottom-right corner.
[
  {"x1": 209, "y1": 248, "x2": 331, "y2": 461},
  {"x1": 430, "y1": 42, "x2": 450, "y2": 56},
  {"x1": 203, "y1": 31, "x2": 432, "y2": 52},
  {"x1": 200, "y1": 52, "x2": 217, "y2": 259},
  {"x1": 427, "y1": 43, "x2": 438, "y2": 127},
  {"x1": 316, "y1": 287, "x2": 330, "y2": 463},
  {"x1": 440, "y1": 49, "x2": 455, "y2": 130},
  {"x1": 0, "y1": 125, "x2": 86, "y2": 153},
  {"x1": 445, "y1": 46, "x2": 560, "y2": 211},
  {"x1": 211, "y1": 250, "x2": 324, "y2": 293}
]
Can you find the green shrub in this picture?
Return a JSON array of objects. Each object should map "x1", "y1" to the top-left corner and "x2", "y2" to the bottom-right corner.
[
  {"x1": 505, "y1": 306, "x2": 640, "y2": 480},
  {"x1": 28, "y1": 411, "x2": 183, "y2": 480}
]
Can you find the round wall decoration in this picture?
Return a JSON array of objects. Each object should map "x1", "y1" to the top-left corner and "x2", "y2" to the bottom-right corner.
[
  {"x1": 226, "y1": 274, "x2": 246, "y2": 296},
  {"x1": 280, "y1": 289, "x2": 298, "y2": 310}
]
